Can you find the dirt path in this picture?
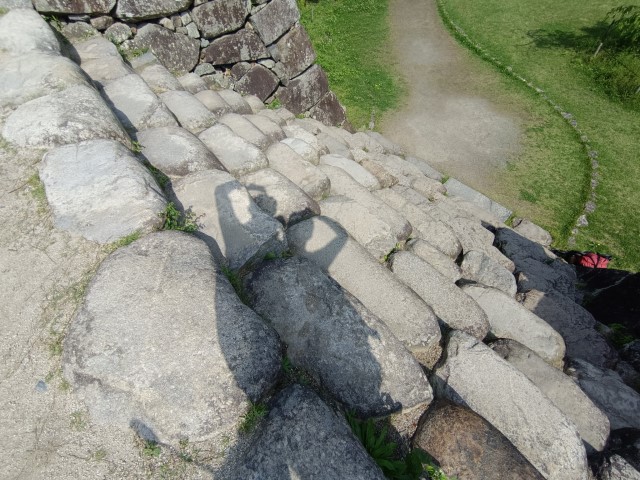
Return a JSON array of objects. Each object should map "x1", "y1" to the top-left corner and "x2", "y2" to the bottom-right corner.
[{"x1": 380, "y1": 0, "x2": 522, "y2": 191}]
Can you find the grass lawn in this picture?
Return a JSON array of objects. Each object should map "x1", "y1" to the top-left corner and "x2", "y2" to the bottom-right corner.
[
  {"x1": 440, "y1": 0, "x2": 640, "y2": 271},
  {"x1": 297, "y1": 0, "x2": 404, "y2": 129}
]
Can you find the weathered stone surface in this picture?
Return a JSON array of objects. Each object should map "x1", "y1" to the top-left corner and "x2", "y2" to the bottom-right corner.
[
  {"x1": 33, "y1": 0, "x2": 114, "y2": 14},
  {"x1": 520, "y1": 289, "x2": 617, "y2": 369},
  {"x1": 266, "y1": 142, "x2": 330, "y2": 201},
  {"x1": 249, "y1": 0, "x2": 300, "y2": 45},
  {"x1": 133, "y1": 24, "x2": 200, "y2": 74},
  {"x1": 444, "y1": 178, "x2": 512, "y2": 222},
  {"x1": 281, "y1": 137, "x2": 320, "y2": 165},
  {"x1": 200, "y1": 29, "x2": 269, "y2": 65},
  {"x1": 495, "y1": 227, "x2": 560, "y2": 267},
  {"x1": 568, "y1": 358, "x2": 640, "y2": 431},
  {"x1": 414, "y1": 400, "x2": 545, "y2": 480},
  {"x1": 0, "y1": 8, "x2": 60, "y2": 55},
  {"x1": 3, "y1": 84, "x2": 131, "y2": 149},
  {"x1": 138, "y1": 63, "x2": 184, "y2": 93},
  {"x1": 219, "y1": 113, "x2": 270, "y2": 149},
  {"x1": 512, "y1": 218, "x2": 553, "y2": 247},
  {"x1": 90, "y1": 15, "x2": 113, "y2": 30},
  {"x1": 317, "y1": 132, "x2": 353, "y2": 159},
  {"x1": 283, "y1": 124, "x2": 326, "y2": 152},
  {"x1": 172, "y1": 170, "x2": 287, "y2": 270},
  {"x1": 405, "y1": 156, "x2": 443, "y2": 181},
  {"x1": 61, "y1": 21, "x2": 99, "y2": 43},
  {"x1": 243, "y1": 94, "x2": 265, "y2": 113},
  {"x1": 245, "y1": 114, "x2": 286, "y2": 143},
  {"x1": 516, "y1": 256, "x2": 577, "y2": 297},
  {"x1": 357, "y1": 156, "x2": 400, "y2": 187},
  {"x1": 218, "y1": 89, "x2": 252, "y2": 114},
  {"x1": 309, "y1": 90, "x2": 348, "y2": 126},
  {"x1": 406, "y1": 239, "x2": 461, "y2": 282},
  {"x1": 287, "y1": 216, "x2": 442, "y2": 367},
  {"x1": 191, "y1": 0, "x2": 248, "y2": 39},
  {"x1": 366, "y1": 131, "x2": 404, "y2": 156},
  {"x1": 0, "y1": 52, "x2": 88, "y2": 108},
  {"x1": 491, "y1": 339, "x2": 609, "y2": 453},
  {"x1": 433, "y1": 331, "x2": 589, "y2": 480},
  {"x1": 63, "y1": 231, "x2": 282, "y2": 443},
  {"x1": 600, "y1": 455, "x2": 640, "y2": 480},
  {"x1": 40, "y1": 139, "x2": 166, "y2": 243},
  {"x1": 101, "y1": 74, "x2": 177, "y2": 133},
  {"x1": 461, "y1": 250, "x2": 517, "y2": 297},
  {"x1": 229, "y1": 385, "x2": 386, "y2": 480},
  {"x1": 115, "y1": 0, "x2": 190, "y2": 21},
  {"x1": 240, "y1": 168, "x2": 319, "y2": 226},
  {"x1": 270, "y1": 24, "x2": 316, "y2": 81},
  {"x1": 159, "y1": 90, "x2": 216, "y2": 134},
  {"x1": 320, "y1": 154, "x2": 380, "y2": 190},
  {"x1": 193, "y1": 89, "x2": 231, "y2": 116},
  {"x1": 277, "y1": 64, "x2": 329, "y2": 114},
  {"x1": 136, "y1": 126, "x2": 224, "y2": 176},
  {"x1": 370, "y1": 153, "x2": 446, "y2": 199},
  {"x1": 246, "y1": 257, "x2": 433, "y2": 418},
  {"x1": 391, "y1": 251, "x2": 489, "y2": 339},
  {"x1": 623, "y1": 340, "x2": 640, "y2": 372},
  {"x1": 235, "y1": 64, "x2": 279, "y2": 102},
  {"x1": 176, "y1": 72, "x2": 207, "y2": 93},
  {"x1": 198, "y1": 124, "x2": 268, "y2": 176},
  {"x1": 104, "y1": 22, "x2": 131, "y2": 44}
]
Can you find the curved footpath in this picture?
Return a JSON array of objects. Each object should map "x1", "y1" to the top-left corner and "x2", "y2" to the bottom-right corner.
[{"x1": 1, "y1": 3, "x2": 639, "y2": 480}]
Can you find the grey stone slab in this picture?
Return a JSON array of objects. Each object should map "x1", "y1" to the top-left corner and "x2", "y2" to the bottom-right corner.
[
  {"x1": 82, "y1": 54, "x2": 133, "y2": 87},
  {"x1": 219, "y1": 113, "x2": 270, "y2": 149},
  {"x1": 266, "y1": 142, "x2": 330, "y2": 201},
  {"x1": 243, "y1": 94, "x2": 265, "y2": 113},
  {"x1": 358, "y1": 157, "x2": 399, "y2": 188},
  {"x1": 281, "y1": 137, "x2": 320, "y2": 165},
  {"x1": 235, "y1": 64, "x2": 279, "y2": 102},
  {"x1": 277, "y1": 64, "x2": 329, "y2": 114},
  {"x1": 240, "y1": 168, "x2": 320, "y2": 227},
  {"x1": 516, "y1": 256, "x2": 576, "y2": 297},
  {"x1": 228, "y1": 385, "x2": 386, "y2": 480},
  {"x1": 0, "y1": 8, "x2": 60, "y2": 55},
  {"x1": 461, "y1": 250, "x2": 517, "y2": 297},
  {"x1": 3, "y1": 84, "x2": 131, "y2": 149},
  {"x1": 491, "y1": 339, "x2": 609, "y2": 454},
  {"x1": 138, "y1": 63, "x2": 184, "y2": 93},
  {"x1": 370, "y1": 153, "x2": 446, "y2": 199},
  {"x1": 172, "y1": 169, "x2": 287, "y2": 270},
  {"x1": 391, "y1": 251, "x2": 489, "y2": 339},
  {"x1": 39, "y1": 139, "x2": 166, "y2": 243},
  {"x1": 433, "y1": 331, "x2": 589, "y2": 480},
  {"x1": 64, "y1": 231, "x2": 282, "y2": 444},
  {"x1": 200, "y1": 29, "x2": 269, "y2": 65},
  {"x1": 136, "y1": 126, "x2": 225, "y2": 177},
  {"x1": 405, "y1": 156, "x2": 443, "y2": 181},
  {"x1": 270, "y1": 24, "x2": 316, "y2": 81},
  {"x1": 283, "y1": 123, "x2": 326, "y2": 153},
  {"x1": 246, "y1": 257, "x2": 433, "y2": 418},
  {"x1": 115, "y1": 0, "x2": 190, "y2": 20},
  {"x1": 191, "y1": 0, "x2": 248, "y2": 39},
  {"x1": 444, "y1": 178, "x2": 512, "y2": 222},
  {"x1": 406, "y1": 239, "x2": 461, "y2": 282},
  {"x1": 317, "y1": 132, "x2": 353, "y2": 159},
  {"x1": 159, "y1": 90, "x2": 217, "y2": 134},
  {"x1": 287, "y1": 216, "x2": 442, "y2": 368},
  {"x1": 33, "y1": 0, "x2": 114, "y2": 13},
  {"x1": 217, "y1": 89, "x2": 252, "y2": 114},
  {"x1": 249, "y1": 0, "x2": 300, "y2": 45},
  {"x1": 61, "y1": 21, "x2": 99, "y2": 43},
  {"x1": 194, "y1": 89, "x2": 232, "y2": 116},
  {"x1": 133, "y1": 24, "x2": 200, "y2": 74},
  {"x1": 245, "y1": 114, "x2": 286, "y2": 143},
  {"x1": 309, "y1": 92, "x2": 348, "y2": 127},
  {"x1": 199, "y1": 124, "x2": 268, "y2": 176},
  {"x1": 320, "y1": 154, "x2": 380, "y2": 191},
  {"x1": 177, "y1": 72, "x2": 208, "y2": 93}
]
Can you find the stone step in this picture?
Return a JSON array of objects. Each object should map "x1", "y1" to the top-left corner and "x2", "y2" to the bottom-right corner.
[
  {"x1": 444, "y1": 177, "x2": 512, "y2": 222},
  {"x1": 369, "y1": 153, "x2": 446, "y2": 200},
  {"x1": 316, "y1": 132, "x2": 353, "y2": 159},
  {"x1": 199, "y1": 123, "x2": 268, "y2": 176},
  {"x1": 177, "y1": 72, "x2": 208, "y2": 93},
  {"x1": 159, "y1": 90, "x2": 217, "y2": 134},
  {"x1": 137, "y1": 62, "x2": 184, "y2": 94},
  {"x1": 244, "y1": 114, "x2": 286, "y2": 143},
  {"x1": 217, "y1": 88, "x2": 252, "y2": 115},
  {"x1": 219, "y1": 112, "x2": 270, "y2": 149},
  {"x1": 0, "y1": 8, "x2": 60, "y2": 56},
  {"x1": 194, "y1": 89, "x2": 233, "y2": 116},
  {"x1": 72, "y1": 36, "x2": 132, "y2": 87},
  {"x1": 460, "y1": 250, "x2": 517, "y2": 297},
  {"x1": 405, "y1": 156, "x2": 443, "y2": 181},
  {"x1": 283, "y1": 123, "x2": 328, "y2": 154},
  {"x1": 281, "y1": 137, "x2": 321, "y2": 165},
  {"x1": 406, "y1": 239, "x2": 462, "y2": 282},
  {"x1": 319, "y1": 154, "x2": 380, "y2": 191},
  {"x1": 366, "y1": 130, "x2": 404, "y2": 156}
]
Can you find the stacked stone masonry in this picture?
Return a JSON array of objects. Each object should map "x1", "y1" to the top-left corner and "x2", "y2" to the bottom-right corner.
[{"x1": 2, "y1": 4, "x2": 640, "y2": 480}]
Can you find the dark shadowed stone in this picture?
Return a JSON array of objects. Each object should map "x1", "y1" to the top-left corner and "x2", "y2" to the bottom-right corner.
[
  {"x1": 230, "y1": 61, "x2": 252, "y2": 80},
  {"x1": 191, "y1": 0, "x2": 248, "y2": 39},
  {"x1": 623, "y1": 340, "x2": 640, "y2": 372},
  {"x1": 229, "y1": 385, "x2": 386, "y2": 480},
  {"x1": 600, "y1": 455, "x2": 640, "y2": 480},
  {"x1": 133, "y1": 24, "x2": 200, "y2": 74},
  {"x1": 235, "y1": 64, "x2": 279, "y2": 101},
  {"x1": 200, "y1": 29, "x2": 268, "y2": 65},
  {"x1": 414, "y1": 400, "x2": 544, "y2": 480},
  {"x1": 116, "y1": 0, "x2": 191, "y2": 21},
  {"x1": 310, "y1": 91, "x2": 347, "y2": 126},
  {"x1": 33, "y1": 0, "x2": 115, "y2": 14},
  {"x1": 277, "y1": 64, "x2": 329, "y2": 114},
  {"x1": 246, "y1": 257, "x2": 433, "y2": 419},
  {"x1": 249, "y1": 0, "x2": 300, "y2": 45},
  {"x1": 63, "y1": 231, "x2": 282, "y2": 444},
  {"x1": 270, "y1": 24, "x2": 316, "y2": 81}
]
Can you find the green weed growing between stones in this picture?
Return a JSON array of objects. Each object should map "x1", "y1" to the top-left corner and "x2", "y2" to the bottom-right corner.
[
  {"x1": 0, "y1": 7, "x2": 8, "y2": 15},
  {"x1": 105, "y1": 231, "x2": 141, "y2": 253},
  {"x1": 221, "y1": 266, "x2": 250, "y2": 305},
  {"x1": 144, "y1": 162, "x2": 170, "y2": 191},
  {"x1": 142, "y1": 440, "x2": 162, "y2": 457},
  {"x1": 161, "y1": 202, "x2": 198, "y2": 233},
  {"x1": 27, "y1": 173, "x2": 47, "y2": 212},
  {"x1": 239, "y1": 402, "x2": 267, "y2": 434},
  {"x1": 267, "y1": 98, "x2": 282, "y2": 110}
]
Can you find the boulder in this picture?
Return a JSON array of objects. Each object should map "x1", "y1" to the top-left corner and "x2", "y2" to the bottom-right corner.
[
  {"x1": 172, "y1": 169, "x2": 287, "y2": 270},
  {"x1": 277, "y1": 64, "x2": 329, "y2": 114},
  {"x1": 2, "y1": 84, "x2": 131, "y2": 149},
  {"x1": 235, "y1": 64, "x2": 279, "y2": 102},
  {"x1": 246, "y1": 258, "x2": 433, "y2": 419},
  {"x1": 461, "y1": 250, "x2": 517, "y2": 297},
  {"x1": 491, "y1": 339, "x2": 609, "y2": 453},
  {"x1": 567, "y1": 358, "x2": 640, "y2": 431},
  {"x1": 194, "y1": 89, "x2": 232, "y2": 116},
  {"x1": 270, "y1": 24, "x2": 316, "y2": 81},
  {"x1": 433, "y1": 331, "x2": 589, "y2": 480},
  {"x1": 63, "y1": 231, "x2": 282, "y2": 444},
  {"x1": 33, "y1": 0, "x2": 115, "y2": 14},
  {"x1": 217, "y1": 89, "x2": 252, "y2": 114},
  {"x1": 390, "y1": 251, "x2": 490, "y2": 339},
  {"x1": 136, "y1": 126, "x2": 225, "y2": 177},
  {"x1": 133, "y1": 24, "x2": 200, "y2": 74},
  {"x1": 200, "y1": 29, "x2": 269, "y2": 65},
  {"x1": 228, "y1": 385, "x2": 386, "y2": 480},
  {"x1": 191, "y1": 0, "x2": 248, "y2": 39},
  {"x1": 266, "y1": 142, "x2": 331, "y2": 201},
  {"x1": 81, "y1": 54, "x2": 132, "y2": 88},
  {"x1": 320, "y1": 154, "x2": 380, "y2": 191},
  {"x1": 444, "y1": 178, "x2": 512, "y2": 222},
  {"x1": 309, "y1": 91, "x2": 347, "y2": 127},
  {"x1": 240, "y1": 168, "x2": 320, "y2": 227},
  {"x1": 405, "y1": 156, "x2": 443, "y2": 181},
  {"x1": 512, "y1": 218, "x2": 553, "y2": 247},
  {"x1": 406, "y1": 239, "x2": 461, "y2": 282},
  {"x1": 39, "y1": 139, "x2": 166, "y2": 243},
  {"x1": 244, "y1": 114, "x2": 286, "y2": 144},
  {"x1": 414, "y1": 400, "x2": 545, "y2": 480},
  {"x1": 90, "y1": 15, "x2": 114, "y2": 30},
  {"x1": 287, "y1": 216, "x2": 442, "y2": 367},
  {"x1": 103, "y1": 23, "x2": 132, "y2": 46},
  {"x1": 249, "y1": 0, "x2": 300, "y2": 45},
  {"x1": 159, "y1": 90, "x2": 217, "y2": 134},
  {"x1": 199, "y1": 124, "x2": 268, "y2": 176},
  {"x1": 115, "y1": 0, "x2": 190, "y2": 21},
  {"x1": 0, "y1": 9, "x2": 60, "y2": 55},
  {"x1": 219, "y1": 113, "x2": 270, "y2": 149}
]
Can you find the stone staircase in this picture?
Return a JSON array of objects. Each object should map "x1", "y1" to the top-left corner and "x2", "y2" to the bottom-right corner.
[{"x1": 1, "y1": 5, "x2": 640, "y2": 480}]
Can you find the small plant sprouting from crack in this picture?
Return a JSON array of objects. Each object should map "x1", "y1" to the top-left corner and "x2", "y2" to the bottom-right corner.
[
  {"x1": 105, "y1": 231, "x2": 141, "y2": 253},
  {"x1": 239, "y1": 403, "x2": 267, "y2": 434},
  {"x1": 221, "y1": 266, "x2": 250, "y2": 305},
  {"x1": 27, "y1": 173, "x2": 48, "y2": 213},
  {"x1": 142, "y1": 440, "x2": 162, "y2": 457},
  {"x1": 161, "y1": 202, "x2": 198, "y2": 233}
]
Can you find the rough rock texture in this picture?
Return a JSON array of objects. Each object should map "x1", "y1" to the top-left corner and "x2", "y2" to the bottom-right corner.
[
  {"x1": 309, "y1": 91, "x2": 347, "y2": 126},
  {"x1": 249, "y1": 0, "x2": 300, "y2": 45},
  {"x1": 229, "y1": 385, "x2": 386, "y2": 480},
  {"x1": 159, "y1": 90, "x2": 216, "y2": 134},
  {"x1": 516, "y1": 256, "x2": 577, "y2": 297},
  {"x1": 63, "y1": 231, "x2": 282, "y2": 443},
  {"x1": 463, "y1": 285, "x2": 566, "y2": 368},
  {"x1": 0, "y1": 9, "x2": 59, "y2": 56},
  {"x1": 287, "y1": 216, "x2": 442, "y2": 367},
  {"x1": 138, "y1": 63, "x2": 184, "y2": 93},
  {"x1": 270, "y1": 24, "x2": 316, "y2": 81},
  {"x1": 406, "y1": 239, "x2": 461, "y2": 282},
  {"x1": 491, "y1": 339, "x2": 610, "y2": 454},
  {"x1": 277, "y1": 64, "x2": 329, "y2": 114},
  {"x1": 133, "y1": 24, "x2": 200, "y2": 74},
  {"x1": 115, "y1": 0, "x2": 190, "y2": 21},
  {"x1": 177, "y1": 73, "x2": 208, "y2": 94},
  {"x1": 414, "y1": 400, "x2": 545, "y2": 480},
  {"x1": 33, "y1": 0, "x2": 115, "y2": 14},
  {"x1": 246, "y1": 258, "x2": 433, "y2": 418},
  {"x1": 234, "y1": 64, "x2": 279, "y2": 102},
  {"x1": 599, "y1": 455, "x2": 640, "y2": 480},
  {"x1": 39, "y1": 139, "x2": 166, "y2": 243},
  {"x1": 405, "y1": 156, "x2": 443, "y2": 181},
  {"x1": 218, "y1": 89, "x2": 253, "y2": 114},
  {"x1": 172, "y1": 169, "x2": 287, "y2": 270},
  {"x1": 244, "y1": 114, "x2": 286, "y2": 143},
  {"x1": 136, "y1": 126, "x2": 225, "y2": 176},
  {"x1": 240, "y1": 168, "x2": 320, "y2": 227},
  {"x1": 512, "y1": 218, "x2": 553, "y2": 247},
  {"x1": 200, "y1": 29, "x2": 269, "y2": 65},
  {"x1": 219, "y1": 113, "x2": 270, "y2": 149},
  {"x1": 3, "y1": 84, "x2": 131, "y2": 149},
  {"x1": 191, "y1": 0, "x2": 248, "y2": 39},
  {"x1": 444, "y1": 177, "x2": 512, "y2": 222},
  {"x1": 460, "y1": 250, "x2": 517, "y2": 297},
  {"x1": 320, "y1": 154, "x2": 380, "y2": 190},
  {"x1": 433, "y1": 331, "x2": 589, "y2": 480},
  {"x1": 199, "y1": 124, "x2": 268, "y2": 176}
]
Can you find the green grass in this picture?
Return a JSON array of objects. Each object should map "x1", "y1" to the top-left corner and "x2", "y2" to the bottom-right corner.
[
  {"x1": 297, "y1": 0, "x2": 404, "y2": 129},
  {"x1": 440, "y1": 0, "x2": 640, "y2": 271},
  {"x1": 239, "y1": 403, "x2": 267, "y2": 433}
]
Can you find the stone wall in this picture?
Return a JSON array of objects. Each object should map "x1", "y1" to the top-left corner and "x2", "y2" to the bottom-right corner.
[{"x1": 32, "y1": 0, "x2": 348, "y2": 126}]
